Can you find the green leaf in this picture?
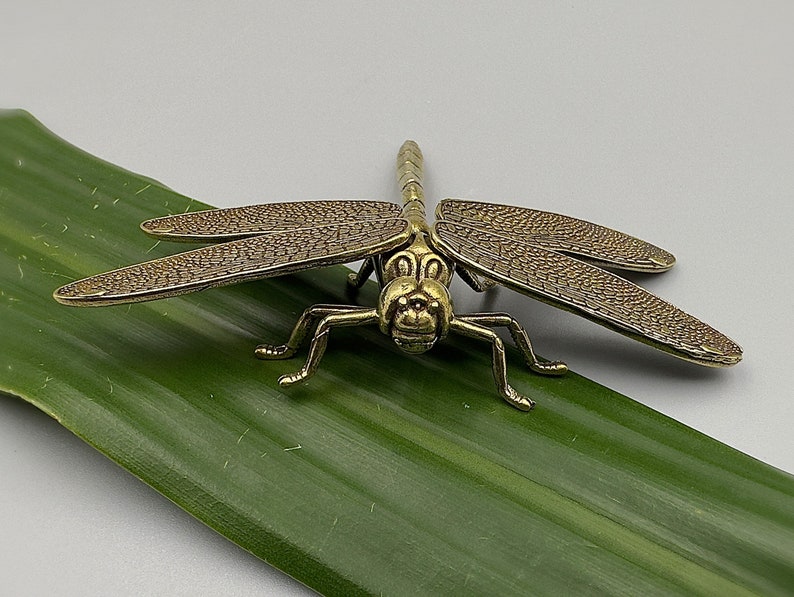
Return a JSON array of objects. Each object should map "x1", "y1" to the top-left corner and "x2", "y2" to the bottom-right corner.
[{"x1": 1, "y1": 110, "x2": 792, "y2": 596}]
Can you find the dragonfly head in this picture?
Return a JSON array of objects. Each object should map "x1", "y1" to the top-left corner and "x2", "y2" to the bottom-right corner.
[{"x1": 378, "y1": 277, "x2": 452, "y2": 354}]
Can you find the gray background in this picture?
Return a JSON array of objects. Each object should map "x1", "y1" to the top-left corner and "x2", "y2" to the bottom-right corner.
[{"x1": 2, "y1": 2, "x2": 792, "y2": 595}]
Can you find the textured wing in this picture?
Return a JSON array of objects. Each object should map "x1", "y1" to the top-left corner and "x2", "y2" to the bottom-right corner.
[
  {"x1": 54, "y1": 218, "x2": 410, "y2": 306},
  {"x1": 142, "y1": 199, "x2": 402, "y2": 242},
  {"x1": 436, "y1": 199, "x2": 675, "y2": 272},
  {"x1": 432, "y1": 221, "x2": 741, "y2": 366}
]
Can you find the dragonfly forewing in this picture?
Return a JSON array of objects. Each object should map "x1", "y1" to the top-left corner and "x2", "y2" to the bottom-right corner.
[
  {"x1": 432, "y1": 221, "x2": 741, "y2": 366},
  {"x1": 55, "y1": 218, "x2": 411, "y2": 306},
  {"x1": 142, "y1": 200, "x2": 403, "y2": 242},
  {"x1": 436, "y1": 199, "x2": 675, "y2": 273}
]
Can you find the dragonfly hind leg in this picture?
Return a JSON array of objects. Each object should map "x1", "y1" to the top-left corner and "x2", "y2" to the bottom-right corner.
[{"x1": 457, "y1": 312, "x2": 568, "y2": 376}]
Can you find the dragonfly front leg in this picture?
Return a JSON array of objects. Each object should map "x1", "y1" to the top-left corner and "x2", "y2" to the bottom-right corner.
[
  {"x1": 277, "y1": 308, "x2": 379, "y2": 387},
  {"x1": 457, "y1": 312, "x2": 568, "y2": 376},
  {"x1": 449, "y1": 318, "x2": 534, "y2": 411},
  {"x1": 255, "y1": 304, "x2": 365, "y2": 360}
]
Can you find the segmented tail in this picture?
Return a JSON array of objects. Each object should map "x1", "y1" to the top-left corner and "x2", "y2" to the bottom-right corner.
[{"x1": 397, "y1": 140, "x2": 426, "y2": 226}]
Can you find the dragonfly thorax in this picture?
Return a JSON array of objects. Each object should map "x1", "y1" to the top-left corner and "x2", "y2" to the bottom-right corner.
[
  {"x1": 380, "y1": 236, "x2": 453, "y2": 286},
  {"x1": 377, "y1": 277, "x2": 452, "y2": 354}
]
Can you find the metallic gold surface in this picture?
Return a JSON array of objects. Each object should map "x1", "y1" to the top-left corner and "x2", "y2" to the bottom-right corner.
[
  {"x1": 54, "y1": 141, "x2": 742, "y2": 409},
  {"x1": 141, "y1": 199, "x2": 401, "y2": 242},
  {"x1": 431, "y1": 221, "x2": 741, "y2": 367},
  {"x1": 436, "y1": 199, "x2": 676, "y2": 272},
  {"x1": 54, "y1": 219, "x2": 411, "y2": 305}
]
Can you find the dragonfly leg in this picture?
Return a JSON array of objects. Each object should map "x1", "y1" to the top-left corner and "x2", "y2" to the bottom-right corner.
[
  {"x1": 255, "y1": 304, "x2": 365, "y2": 360},
  {"x1": 347, "y1": 257, "x2": 376, "y2": 290},
  {"x1": 277, "y1": 308, "x2": 379, "y2": 387},
  {"x1": 456, "y1": 266, "x2": 497, "y2": 293},
  {"x1": 449, "y1": 318, "x2": 534, "y2": 411},
  {"x1": 457, "y1": 312, "x2": 568, "y2": 376}
]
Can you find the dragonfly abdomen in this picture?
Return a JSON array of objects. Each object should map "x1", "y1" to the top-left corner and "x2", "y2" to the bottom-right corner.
[{"x1": 398, "y1": 140, "x2": 428, "y2": 232}]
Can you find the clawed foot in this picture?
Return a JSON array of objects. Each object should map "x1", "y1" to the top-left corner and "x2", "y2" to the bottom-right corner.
[
  {"x1": 480, "y1": 278, "x2": 497, "y2": 291},
  {"x1": 530, "y1": 360, "x2": 568, "y2": 376},
  {"x1": 254, "y1": 344, "x2": 295, "y2": 360},
  {"x1": 502, "y1": 387, "x2": 535, "y2": 411},
  {"x1": 346, "y1": 272, "x2": 360, "y2": 288},
  {"x1": 278, "y1": 370, "x2": 309, "y2": 387}
]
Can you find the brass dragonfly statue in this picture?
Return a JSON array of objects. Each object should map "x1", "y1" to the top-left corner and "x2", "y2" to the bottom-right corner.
[{"x1": 54, "y1": 141, "x2": 742, "y2": 410}]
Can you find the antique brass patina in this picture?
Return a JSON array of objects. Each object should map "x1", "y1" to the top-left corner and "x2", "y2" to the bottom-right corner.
[{"x1": 55, "y1": 141, "x2": 741, "y2": 410}]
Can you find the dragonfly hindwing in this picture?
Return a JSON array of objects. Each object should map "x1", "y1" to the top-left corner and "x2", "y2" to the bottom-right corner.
[
  {"x1": 431, "y1": 220, "x2": 741, "y2": 366},
  {"x1": 55, "y1": 217, "x2": 410, "y2": 306}
]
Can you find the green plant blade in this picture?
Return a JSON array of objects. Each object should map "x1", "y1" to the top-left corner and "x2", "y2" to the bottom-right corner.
[{"x1": 1, "y1": 110, "x2": 792, "y2": 596}]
